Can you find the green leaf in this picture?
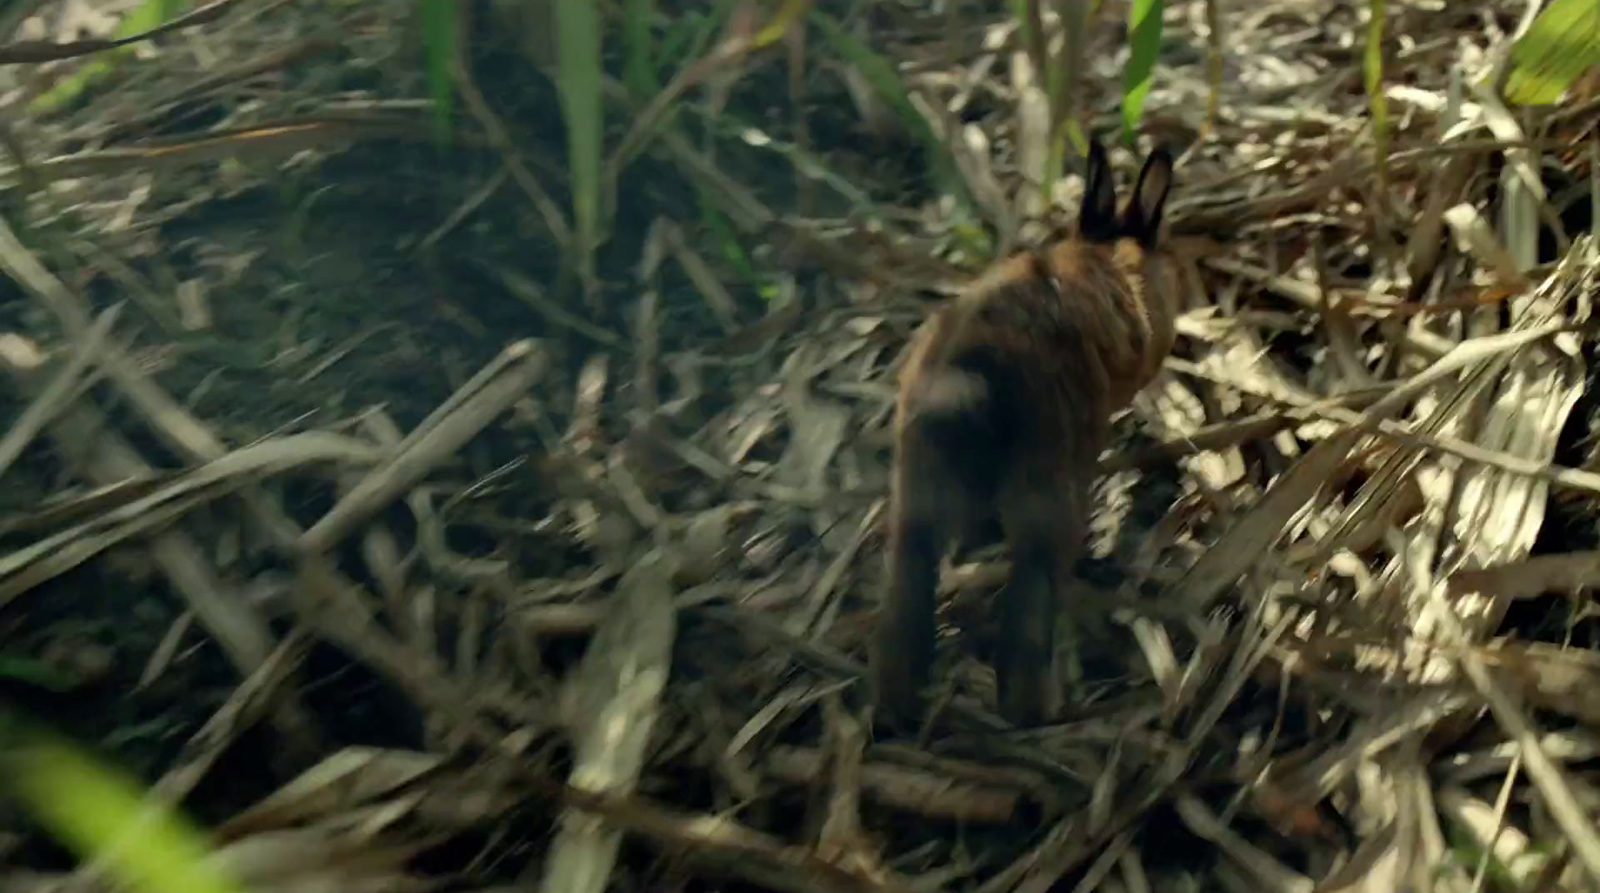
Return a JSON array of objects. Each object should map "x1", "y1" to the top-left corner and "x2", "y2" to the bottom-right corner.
[
  {"x1": 27, "y1": 0, "x2": 192, "y2": 115},
  {"x1": 623, "y1": 0, "x2": 658, "y2": 99},
  {"x1": 696, "y1": 191, "x2": 758, "y2": 287},
  {"x1": 656, "y1": 12, "x2": 703, "y2": 68},
  {"x1": 1505, "y1": 0, "x2": 1600, "y2": 106},
  {"x1": 0, "y1": 655, "x2": 76, "y2": 692},
  {"x1": 419, "y1": 0, "x2": 456, "y2": 145},
  {"x1": 752, "y1": 0, "x2": 813, "y2": 49},
  {"x1": 121, "y1": 0, "x2": 183, "y2": 33},
  {"x1": 1045, "y1": 0, "x2": 1090, "y2": 198},
  {"x1": 555, "y1": 0, "x2": 607, "y2": 286},
  {"x1": 1365, "y1": 0, "x2": 1389, "y2": 187},
  {"x1": 1121, "y1": 0, "x2": 1164, "y2": 143},
  {"x1": 4, "y1": 721, "x2": 249, "y2": 893}
]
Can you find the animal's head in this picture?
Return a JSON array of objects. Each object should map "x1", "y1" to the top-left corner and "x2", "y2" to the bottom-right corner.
[{"x1": 1077, "y1": 138, "x2": 1175, "y2": 251}]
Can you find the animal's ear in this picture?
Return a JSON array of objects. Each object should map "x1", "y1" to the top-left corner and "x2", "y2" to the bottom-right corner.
[
  {"x1": 1121, "y1": 147, "x2": 1174, "y2": 246},
  {"x1": 1078, "y1": 138, "x2": 1119, "y2": 243}
]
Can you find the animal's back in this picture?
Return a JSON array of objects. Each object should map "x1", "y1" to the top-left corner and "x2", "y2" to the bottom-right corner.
[{"x1": 898, "y1": 238, "x2": 1169, "y2": 461}]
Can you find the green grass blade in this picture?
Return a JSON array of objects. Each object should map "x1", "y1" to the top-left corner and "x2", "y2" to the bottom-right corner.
[
  {"x1": 555, "y1": 0, "x2": 606, "y2": 287},
  {"x1": 753, "y1": 0, "x2": 813, "y2": 49},
  {"x1": 623, "y1": 0, "x2": 659, "y2": 99},
  {"x1": 1505, "y1": 0, "x2": 1600, "y2": 106},
  {"x1": 1120, "y1": 0, "x2": 1163, "y2": 144},
  {"x1": 809, "y1": 10, "x2": 977, "y2": 220},
  {"x1": 657, "y1": 12, "x2": 704, "y2": 69},
  {"x1": 0, "y1": 654, "x2": 78, "y2": 691},
  {"x1": 599, "y1": 0, "x2": 745, "y2": 229},
  {"x1": 631, "y1": 3, "x2": 731, "y2": 138},
  {"x1": 419, "y1": 0, "x2": 457, "y2": 144},
  {"x1": 1047, "y1": 0, "x2": 1091, "y2": 197},
  {"x1": 1365, "y1": 0, "x2": 1389, "y2": 190},
  {"x1": 4, "y1": 721, "x2": 249, "y2": 893},
  {"x1": 696, "y1": 191, "x2": 759, "y2": 288},
  {"x1": 682, "y1": 0, "x2": 735, "y2": 66},
  {"x1": 1203, "y1": 0, "x2": 1223, "y2": 131}
]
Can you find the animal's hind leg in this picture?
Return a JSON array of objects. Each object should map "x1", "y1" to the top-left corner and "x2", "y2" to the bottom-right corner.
[
  {"x1": 995, "y1": 536, "x2": 1056, "y2": 726},
  {"x1": 994, "y1": 473, "x2": 1089, "y2": 726},
  {"x1": 872, "y1": 443, "x2": 958, "y2": 725}
]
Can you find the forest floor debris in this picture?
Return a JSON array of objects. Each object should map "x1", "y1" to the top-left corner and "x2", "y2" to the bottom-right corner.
[{"x1": 3, "y1": 1, "x2": 1600, "y2": 891}]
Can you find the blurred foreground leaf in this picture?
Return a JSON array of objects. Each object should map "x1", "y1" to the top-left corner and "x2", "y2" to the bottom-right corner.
[
  {"x1": 29, "y1": 0, "x2": 192, "y2": 114},
  {"x1": 1504, "y1": 0, "x2": 1600, "y2": 106},
  {"x1": 4, "y1": 717, "x2": 247, "y2": 893}
]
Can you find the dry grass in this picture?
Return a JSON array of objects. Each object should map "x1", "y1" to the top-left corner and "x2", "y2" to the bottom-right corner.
[{"x1": 3, "y1": 1, "x2": 1600, "y2": 892}]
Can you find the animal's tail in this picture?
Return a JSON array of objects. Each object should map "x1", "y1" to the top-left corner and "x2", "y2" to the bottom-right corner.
[
  {"x1": 902, "y1": 347, "x2": 1024, "y2": 474},
  {"x1": 915, "y1": 365, "x2": 991, "y2": 417}
]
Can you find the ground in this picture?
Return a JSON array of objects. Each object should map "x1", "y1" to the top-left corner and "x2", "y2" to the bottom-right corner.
[{"x1": 3, "y1": 1, "x2": 1600, "y2": 892}]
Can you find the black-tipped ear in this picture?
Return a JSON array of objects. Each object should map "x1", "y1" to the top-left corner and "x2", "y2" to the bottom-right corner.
[
  {"x1": 1121, "y1": 147, "x2": 1174, "y2": 247},
  {"x1": 1078, "y1": 139, "x2": 1119, "y2": 243}
]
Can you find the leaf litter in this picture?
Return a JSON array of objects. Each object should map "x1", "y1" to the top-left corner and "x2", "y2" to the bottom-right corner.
[{"x1": 3, "y1": 1, "x2": 1600, "y2": 892}]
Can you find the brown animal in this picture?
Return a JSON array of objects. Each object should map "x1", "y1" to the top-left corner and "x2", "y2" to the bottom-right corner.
[{"x1": 871, "y1": 139, "x2": 1179, "y2": 727}]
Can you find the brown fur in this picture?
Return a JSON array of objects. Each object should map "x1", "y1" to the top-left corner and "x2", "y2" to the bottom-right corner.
[{"x1": 871, "y1": 141, "x2": 1180, "y2": 728}]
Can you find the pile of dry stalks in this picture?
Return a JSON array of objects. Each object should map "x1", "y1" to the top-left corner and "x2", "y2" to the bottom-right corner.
[{"x1": 3, "y1": 1, "x2": 1600, "y2": 891}]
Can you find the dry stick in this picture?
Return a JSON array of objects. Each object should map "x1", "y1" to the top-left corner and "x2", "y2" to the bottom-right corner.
[
  {"x1": 1, "y1": 165, "x2": 538, "y2": 775},
  {"x1": 293, "y1": 554, "x2": 548, "y2": 735},
  {"x1": 1102, "y1": 405, "x2": 1354, "y2": 473},
  {"x1": 0, "y1": 216, "x2": 259, "y2": 478},
  {"x1": 0, "y1": 339, "x2": 320, "y2": 754},
  {"x1": 286, "y1": 347, "x2": 557, "y2": 733},
  {"x1": 0, "y1": 0, "x2": 241, "y2": 65},
  {"x1": 403, "y1": 336, "x2": 549, "y2": 447},
  {"x1": 352, "y1": 412, "x2": 420, "y2": 644},
  {"x1": 1176, "y1": 322, "x2": 1565, "y2": 612},
  {"x1": 0, "y1": 431, "x2": 386, "y2": 605},
  {"x1": 0, "y1": 217, "x2": 424, "y2": 753},
  {"x1": 1446, "y1": 551, "x2": 1600, "y2": 600},
  {"x1": 489, "y1": 263, "x2": 624, "y2": 348},
  {"x1": 0, "y1": 483, "x2": 251, "y2": 609},
  {"x1": 765, "y1": 745, "x2": 1019, "y2": 824},
  {"x1": 0, "y1": 303, "x2": 120, "y2": 481},
  {"x1": 515, "y1": 769, "x2": 915, "y2": 893},
  {"x1": 107, "y1": 37, "x2": 340, "y2": 138},
  {"x1": 1161, "y1": 352, "x2": 1600, "y2": 497},
  {"x1": 448, "y1": 1, "x2": 572, "y2": 251},
  {"x1": 299, "y1": 339, "x2": 550, "y2": 556},
  {"x1": 1419, "y1": 580, "x2": 1600, "y2": 887},
  {"x1": 147, "y1": 630, "x2": 311, "y2": 806}
]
